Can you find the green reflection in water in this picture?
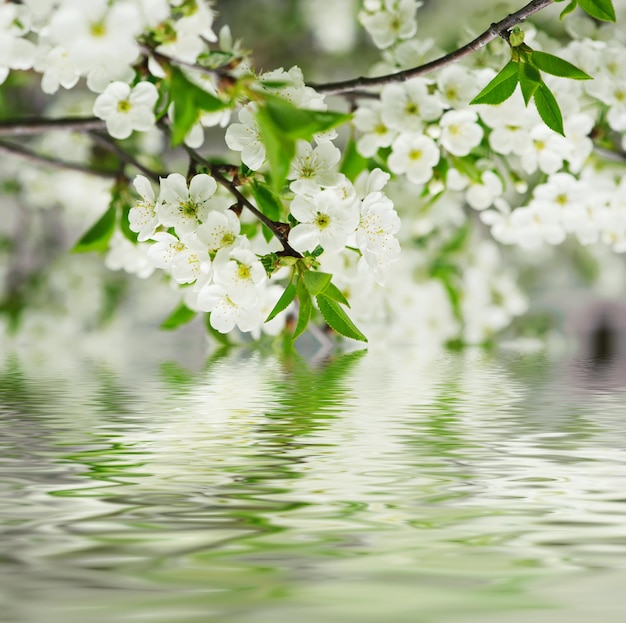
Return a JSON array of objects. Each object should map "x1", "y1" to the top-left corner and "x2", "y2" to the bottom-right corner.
[{"x1": 1, "y1": 349, "x2": 626, "y2": 623}]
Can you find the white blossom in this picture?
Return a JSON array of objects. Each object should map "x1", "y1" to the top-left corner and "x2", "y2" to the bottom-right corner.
[
  {"x1": 106, "y1": 232, "x2": 154, "y2": 278},
  {"x1": 289, "y1": 189, "x2": 360, "y2": 254},
  {"x1": 388, "y1": 133, "x2": 440, "y2": 186},
  {"x1": 213, "y1": 245, "x2": 266, "y2": 305},
  {"x1": 359, "y1": 0, "x2": 421, "y2": 49},
  {"x1": 129, "y1": 175, "x2": 159, "y2": 242},
  {"x1": 196, "y1": 284, "x2": 263, "y2": 334},
  {"x1": 0, "y1": 4, "x2": 36, "y2": 84},
  {"x1": 381, "y1": 78, "x2": 444, "y2": 132},
  {"x1": 353, "y1": 102, "x2": 397, "y2": 157},
  {"x1": 93, "y1": 81, "x2": 158, "y2": 140},
  {"x1": 193, "y1": 210, "x2": 241, "y2": 255},
  {"x1": 439, "y1": 109, "x2": 483, "y2": 156},
  {"x1": 225, "y1": 104, "x2": 265, "y2": 170},
  {"x1": 288, "y1": 140, "x2": 342, "y2": 194},
  {"x1": 156, "y1": 173, "x2": 218, "y2": 236}
]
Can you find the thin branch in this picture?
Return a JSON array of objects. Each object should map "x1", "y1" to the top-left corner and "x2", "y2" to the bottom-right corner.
[
  {"x1": 0, "y1": 139, "x2": 117, "y2": 179},
  {"x1": 310, "y1": 0, "x2": 555, "y2": 95},
  {"x1": 184, "y1": 145, "x2": 301, "y2": 257},
  {"x1": 89, "y1": 131, "x2": 163, "y2": 183},
  {"x1": 0, "y1": 117, "x2": 105, "y2": 137}
]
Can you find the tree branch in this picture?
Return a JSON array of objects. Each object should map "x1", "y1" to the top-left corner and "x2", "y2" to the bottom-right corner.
[
  {"x1": 184, "y1": 145, "x2": 301, "y2": 257},
  {"x1": 310, "y1": 0, "x2": 554, "y2": 95},
  {"x1": 0, "y1": 117, "x2": 105, "y2": 136},
  {"x1": 89, "y1": 131, "x2": 162, "y2": 183},
  {"x1": 0, "y1": 139, "x2": 117, "y2": 179}
]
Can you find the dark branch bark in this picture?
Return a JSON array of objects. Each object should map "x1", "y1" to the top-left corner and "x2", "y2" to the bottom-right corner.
[
  {"x1": 0, "y1": 139, "x2": 117, "y2": 179},
  {"x1": 0, "y1": 117, "x2": 105, "y2": 136},
  {"x1": 310, "y1": 0, "x2": 555, "y2": 95},
  {"x1": 183, "y1": 145, "x2": 301, "y2": 258},
  {"x1": 89, "y1": 131, "x2": 162, "y2": 183}
]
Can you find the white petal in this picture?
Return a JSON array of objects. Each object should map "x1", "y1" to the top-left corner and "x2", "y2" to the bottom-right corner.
[{"x1": 189, "y1": 174, "x2": 217, "y2": 203}]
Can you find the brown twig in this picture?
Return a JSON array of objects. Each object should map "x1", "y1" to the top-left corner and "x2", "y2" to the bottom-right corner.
[
  {"x1": 89, "y1": 131, "x2": 163, "y2": 183},
  {"x1": 183, "y1": 145, "x2": 301, "y2": 257},
  {"x1": 0, "y1": 117, "x2": 105, "y2": 137},
  {"x1": 310, "y1": 0, "x2": 555, "y2": 95},
  {"x1": 0, "y1": 139, "x2": 117, "y2": 179}
]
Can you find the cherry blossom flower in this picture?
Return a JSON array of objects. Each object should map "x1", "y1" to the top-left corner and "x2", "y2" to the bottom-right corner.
[
  {"x1": 439, "y1": 109, "x2": 483, "y2": 156},
  {"x1": 0, "y1": 4, "x2": 36, "y2": 84},
  {"x1": 353, "y1": 102, "x2": 397, "y2": 157},
  {"x1": 213, "y1": 245, "x2": 267, "y2": 305},
  {"x1": 194, "y1": 210, "x2": 241, "y2": 254},
  {"x1": 359, "y1": 0, "x2": 421, "y2": 49},
  {"x1": 93, "y1": 81, "x2": 158, "y2": 140},
  {"x1": 106, "y1": 232, "x2": 154, "y2": 278},
  {"x1": 381, "y1": 78, "x2": 444, "y2": 132},
  {"x1": 47, "y1": 0, "x2": 140, "y2": 79},
  {"x1": 289, "y1": 189, "x2": 359, "y2": 254},
  {"x1": 196, "y1": 284, "x2": 263, "y2": 334},
  {"x1": 129, "y1": 175, "x2": 159, "y2": 242},
  {"x1": 388, "y1": 133, "x2": 440, "y2": 186},
  {"x1": 156, "y1": 173, "x2": 218, "y2": 236},
  {"x1": 288, "y1": 140, "x2": 342, "y2": 194},
  {"x1": 225, "y1": 104, "x2": 265, "y2": 170}
]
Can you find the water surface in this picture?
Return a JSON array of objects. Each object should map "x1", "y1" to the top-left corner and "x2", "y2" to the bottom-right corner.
[{"x1": 1, "y1": 347, "x2": 626, "y2": 622}]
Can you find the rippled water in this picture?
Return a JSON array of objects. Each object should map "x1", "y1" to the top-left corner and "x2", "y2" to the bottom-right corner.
[{"x1": 1, "y1": 347, "x2": 626, "y2": 622}]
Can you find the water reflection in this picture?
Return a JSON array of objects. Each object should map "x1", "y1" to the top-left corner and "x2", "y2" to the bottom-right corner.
[{"x1": 1, "y1": 348, "x2": 626, "y2": 622}]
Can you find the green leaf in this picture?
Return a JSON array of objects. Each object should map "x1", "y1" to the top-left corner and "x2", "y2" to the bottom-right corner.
[
  {"x1": 440, "y1": 224, "x2": 469, "y2": 255},
  {"x1": 323, "y1": 281, "x2": 350, "y2": 307},
  {"x1": 262, "y1": 94, "x2": 352, "y2": 140},
  {"x1": 316, "y1": 294, "x2": 367, "y2": 342},
  {"x1": 161, "y1": 302, "x2": 197, "y2": 330},
  {"x1": 255, "y1": 103, "x2": 296, "y2": 193},
  {"x1": 340, "y1": 136, "x2": 369, "y2": 181},
  {"x1": 577, "y1": 0, "x2": 616, "y2": 21},
  {"x1": 509, "y1": 27, "x2": 525, "y2": 47},
  {"x1": 303, "y1": 270, "x2": 332, "y2": 296},
  {"x1": 470, "y1": 61, "x2": 519, "y2": 105},
  {"x1": 169, "y1": 67, "x2": 229, "y2": 146},
  {"x1": 530, "y1": 51, "x2": 592, "y2": 80},
  {"x1": 559, "y1": 0, "x2": 578, "y2": 17},
  {"x1": 72, "y1": 204, "x2": 116, "y2": 253},
  {"x1": 533, "y1": 83, "x2": 564, "y2": 136},
  {"x1": 518, "y1": 62, "x2": 542, "y2": 106},
  {"x1": 293, "y1": 277, "x2": 312, "y2": 342},
  {"x1": 119, "y1": 203, "x2": 138, "y2": 243},
  {"x1": 250, "y1": 181, "x2": 283, "y2": 241},
  {"x1": 250, "y1": 182, "x2": 282, "y2": 221},
  {"x1": 265, "y1": 281, "x2": 296, "y2": 322}
]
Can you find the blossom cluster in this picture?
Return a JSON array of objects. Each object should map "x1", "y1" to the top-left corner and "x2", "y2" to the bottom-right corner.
[
  {"x1": 352, "y1": 22, "x2": 626, "y2": 259},
  {"x1": 1, "y1": 0, "x2": 626, "y2": 349}
]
